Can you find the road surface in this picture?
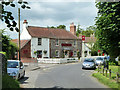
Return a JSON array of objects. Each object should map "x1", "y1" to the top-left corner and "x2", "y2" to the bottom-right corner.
[{"x1": 20, "y1": 62, "x2": 109, "y2": 89}]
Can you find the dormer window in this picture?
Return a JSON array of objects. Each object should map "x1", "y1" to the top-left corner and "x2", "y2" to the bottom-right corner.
[
  {"x1": 55, "y1": 39, "x2": 59, "y2": 46},
  {"x1": 38, "y1": 38, "x2": 42, "y2": 45}
]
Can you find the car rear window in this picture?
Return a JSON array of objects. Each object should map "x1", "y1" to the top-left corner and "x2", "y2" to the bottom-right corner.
[
  {"x1": 96, "y1": 57, "x2": 104, "y2": 60},
  {"x1": 7, "y1": 61, "x2": 18, "y2": 68}
]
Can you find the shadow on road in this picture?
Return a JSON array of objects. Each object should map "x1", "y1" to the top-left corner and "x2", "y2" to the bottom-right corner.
[{"x1": 19, "y1": 77, "x2": 29, "y2": 84}]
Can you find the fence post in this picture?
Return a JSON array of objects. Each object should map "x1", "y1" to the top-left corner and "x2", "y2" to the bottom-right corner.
[
  {"x1": 98, "y1": 65, "x2": 99, "y2": 72},
  {"x1": 105, "y1": 69, "x2": 107, "y2": 77},
  {"x1": 103, "y1": 68, "x2": 104, "y2": 76},
  {"x1": 116, "y1": 72, "x2": 119, "y2": 83},
  {"x1": 109, "y1": 69, "x2": 111, "y2": 79}
]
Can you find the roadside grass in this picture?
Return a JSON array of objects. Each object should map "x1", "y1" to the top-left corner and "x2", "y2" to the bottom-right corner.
[
  {"x1": 95, "y1": 65, "x2": 119, "y2": 80},
  {"x1": 2, "y1": 74, "x2": 20, "y2": 88},
  {"x1": 93, "y1": 65, "x2": 120, "y2": 89},
  {"x1": 92, "y1": 73, "x2": 119, "y2": 89}
]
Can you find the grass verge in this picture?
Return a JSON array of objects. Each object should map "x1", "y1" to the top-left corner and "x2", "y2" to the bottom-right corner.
[
  {"x1": 92, "y1": 72, "x2": 120, "y2": 89},
  {"x1": 2, "y1": 74, "x2": 20, "y2": 88}
]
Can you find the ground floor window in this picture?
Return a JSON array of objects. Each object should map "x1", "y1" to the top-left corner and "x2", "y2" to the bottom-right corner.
[{"x1": 55, "y1": 50, "x2": 59, "y2": 57}]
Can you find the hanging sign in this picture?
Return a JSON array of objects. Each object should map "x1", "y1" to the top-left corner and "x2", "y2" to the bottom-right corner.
[{"x1": 82, "y1": 35, "x2": 85, "y2": 41}]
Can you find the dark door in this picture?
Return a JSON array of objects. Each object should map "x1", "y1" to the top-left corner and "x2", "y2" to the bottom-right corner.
[{"x1": 37, "y1": 50, "x2": 42, "y2": 58}]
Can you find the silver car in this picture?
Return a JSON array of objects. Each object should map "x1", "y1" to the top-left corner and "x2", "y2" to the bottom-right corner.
[
  {"x1": 95, "y1": 57, "x2": 105, "y2": 66},
  {"x1": 82, "y1": 58, "x2": 96, "y2": 69},
  {"x1": 7, "y1": 60, "x2": 25, "y2": 80}
]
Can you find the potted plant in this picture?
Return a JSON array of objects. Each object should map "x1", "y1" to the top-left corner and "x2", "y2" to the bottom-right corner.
[
  {"x1": 43, "y1": 50, "x2": 47, "y2": 54},
  {"x1": 34, "y1": 51, "x2": 37, "y2": 55}
]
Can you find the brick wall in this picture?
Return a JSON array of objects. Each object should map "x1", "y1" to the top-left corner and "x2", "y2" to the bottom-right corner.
[{"x1": 21, "y1": 40, "x2": 31, "y2": 58}]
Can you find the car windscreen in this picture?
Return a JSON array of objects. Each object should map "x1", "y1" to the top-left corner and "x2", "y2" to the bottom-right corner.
[
  {"x1": 84, "y1": 59, "x2": 94, "y2": 62},
  {"x1": 96, "y1": 57, "x2": 104, "y2": 60},
  {"x1": 7, "y1": 61, "x2": 18, "y2": 68}
]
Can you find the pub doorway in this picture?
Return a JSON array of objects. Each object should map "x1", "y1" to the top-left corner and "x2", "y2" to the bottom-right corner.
[{"x1": 37, "y1": 50, "x2": 42, "y2": 58}]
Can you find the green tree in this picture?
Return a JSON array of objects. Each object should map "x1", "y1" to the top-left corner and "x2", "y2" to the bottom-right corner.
[
  {"x1": 48, "y1": 25, "x2": 66, "y2": 29},
  {"x1": 76, "y1": 24, "x2": 84, "y2": 37},
  {"x1": 57, "y1": 25, "x2": 66, "y2": 29},
  {"x1": 1, "y1": 29, "x2": 18, "y2": 59},
  {"x1": 95, "y1": 2, "x2": 120, "y2": 58},
  {"x1": 76, "y1": 25, "x2": 95, "y2": 37},
  {"x1": 0, "y1": 1, "x2": 30, "y2": 32}
]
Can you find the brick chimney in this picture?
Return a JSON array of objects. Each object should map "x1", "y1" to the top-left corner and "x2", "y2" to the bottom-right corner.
[
  {"x1": 70, "y1": 22, "x2": 76, "y2": 36},
  {"x1": 23, "y1": 20, "x2": 28, "y2": 24}
]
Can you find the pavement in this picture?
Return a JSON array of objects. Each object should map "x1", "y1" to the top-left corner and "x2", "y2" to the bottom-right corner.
[{"x1": 23, "y1": 62, "x2": 58, "y2": 71}]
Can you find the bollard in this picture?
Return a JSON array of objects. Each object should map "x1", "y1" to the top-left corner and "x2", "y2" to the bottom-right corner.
[
  {"x1": 105, "y1": 69, "x2": 107, "y2": 77},
  {"x1": 109, "y1": 69, "x2": 111, "y2": 79},
  {"x1": 103, "y1": 68, "x2": 104, "y2": 76}
]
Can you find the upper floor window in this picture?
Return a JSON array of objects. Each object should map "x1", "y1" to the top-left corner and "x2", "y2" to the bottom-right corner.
[
  {"x1": 55, "y1": 50, "x2": 59, "y2": 57},
  {"x1": 74, "y1": 40, "x2": 77, "y2": 46},
  {"x1": 74, "y1": 51, "x2": 77, "y2": 56},
  {"x1": 55, "y1": 39, "x2": 59, "y2": 46},
  {"x1": 38, "y1": 38, "x2": 42, "y2": 45}
]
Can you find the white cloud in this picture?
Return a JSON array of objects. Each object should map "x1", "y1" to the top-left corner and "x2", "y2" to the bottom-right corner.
[{"x1": 3, "y1": 1, "x2": 98, "y2": 39}]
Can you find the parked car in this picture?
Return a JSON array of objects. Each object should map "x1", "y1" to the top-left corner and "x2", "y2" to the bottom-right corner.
[
  {"x1": 95, "y1": 57, "x2": 106, "y2": 66},
  {"x1": 82, "y1": 58, "x2": 96, "y2": 69},
  {"x1": 7, "y1": 60, "x2": 25, "y2": 80}
]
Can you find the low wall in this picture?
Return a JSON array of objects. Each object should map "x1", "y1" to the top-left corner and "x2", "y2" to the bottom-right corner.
[{"x1": 37, "y1": 58, "x2": 78, "y2": 64}]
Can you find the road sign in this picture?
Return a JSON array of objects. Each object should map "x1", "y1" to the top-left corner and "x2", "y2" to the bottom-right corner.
[{"x1": 82, "y1": 35, "x2": 85, "y2": 41}]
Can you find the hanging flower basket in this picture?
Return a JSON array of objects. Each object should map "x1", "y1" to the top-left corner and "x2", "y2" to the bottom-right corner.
[
  {"x1": 43, "y1": 50, "x2": 47, "y2": 54},
  {"x1": 34, "y1": 51, "x2": 37, "y2": 55}
]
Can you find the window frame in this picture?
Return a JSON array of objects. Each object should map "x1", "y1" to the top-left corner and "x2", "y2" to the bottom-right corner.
[
  {"x1": 74, "y1": 51, "x2": 77, "y2": 56},
  {"x1": 55, "y1": 39, "x2": 59, "y2": 46},
  {"x1": 74, "y1": 40, "x2": 77, "y2": 46},
  {"x1": 55, "y1": 50, "x2": 59, "y2": 57},
  {"x1": 38, "y1": 38, "x2": 42, "y2": 45}
]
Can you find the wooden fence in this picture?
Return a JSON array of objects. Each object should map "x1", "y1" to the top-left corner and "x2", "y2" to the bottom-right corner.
[{"x1": 97, "y1": 65, "x2": 120, "y2": 83}]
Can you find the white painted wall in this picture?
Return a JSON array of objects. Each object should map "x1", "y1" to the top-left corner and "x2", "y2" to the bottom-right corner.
[
  {"x1": 20, "y1": 23, "x2": 31, "y2": 40},
  {"x1": 31, "y1": 37, "x2": 50, "y2": 58}
]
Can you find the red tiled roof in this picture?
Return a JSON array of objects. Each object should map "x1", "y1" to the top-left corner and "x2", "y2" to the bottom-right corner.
[
  {"x1": 11, "y1": 39, "x2": 30, "y2": 49},
  {"x1": 27, "y1": 26, "x2": 79, "y2": 39},
  {"x1": 79, "y1": 36, "x2": 96, "y2": 43}
]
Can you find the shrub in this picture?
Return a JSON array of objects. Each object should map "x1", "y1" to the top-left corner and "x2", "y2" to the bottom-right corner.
[{"x1": 2, "y1": 74, "x2": 20, "y2": 88}]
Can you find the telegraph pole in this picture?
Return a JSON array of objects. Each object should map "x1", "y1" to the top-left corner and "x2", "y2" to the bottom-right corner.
[{"x1": 18, "y1": 8, "x2": 21, "y2": 61}]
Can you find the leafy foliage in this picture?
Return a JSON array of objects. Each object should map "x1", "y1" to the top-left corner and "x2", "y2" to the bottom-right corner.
[
  {"x1": 1, "y1": 29, "x2": 18, "y2": 59},
  {"x1": 48, "y1": 25, "x2": 66, "y2": 29},
  {"x1": 95, "y1": 2, "x2": 120, "y2": 58},
  {"x1": 0, "y1": 1, "x2": 30, "y2": 32},
  {"x1": 76, "y1": 25, "x2": 95, "y2": 37}
]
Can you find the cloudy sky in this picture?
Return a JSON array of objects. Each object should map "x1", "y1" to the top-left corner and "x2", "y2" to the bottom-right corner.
[{"x1": 1, "y1": 0, "x2": 98, "y2": 39}]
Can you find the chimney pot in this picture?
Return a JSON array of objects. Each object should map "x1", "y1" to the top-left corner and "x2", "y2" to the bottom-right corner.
[
  {"x1": 23, "y1": 20, "x2": 28, "y2": 24},
  {"x1": 70, "y1": 22, "x2": 76, "y2": 36}
]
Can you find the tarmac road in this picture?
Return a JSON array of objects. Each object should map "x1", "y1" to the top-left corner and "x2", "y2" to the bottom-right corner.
[{"x1": 19, "y1": 62, "x2": 110, "y2": 89}]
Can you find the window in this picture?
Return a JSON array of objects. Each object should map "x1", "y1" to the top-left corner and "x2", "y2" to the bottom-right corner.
[
  {"x1": 55, "y1": 50, "x2": 59, "y2": 57},
  {"x1": 74, "y1": 51, "x2": 77, "y2": 56},
  {"x1": 74, "y1": 40, "x2": 77, "y2": 46},
  {"x1": 55, "y1": 39, "x2": 59, "y2": 46},
  {"x1": 38, "y1": 38, "x2": 42, "y2": 45}
]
